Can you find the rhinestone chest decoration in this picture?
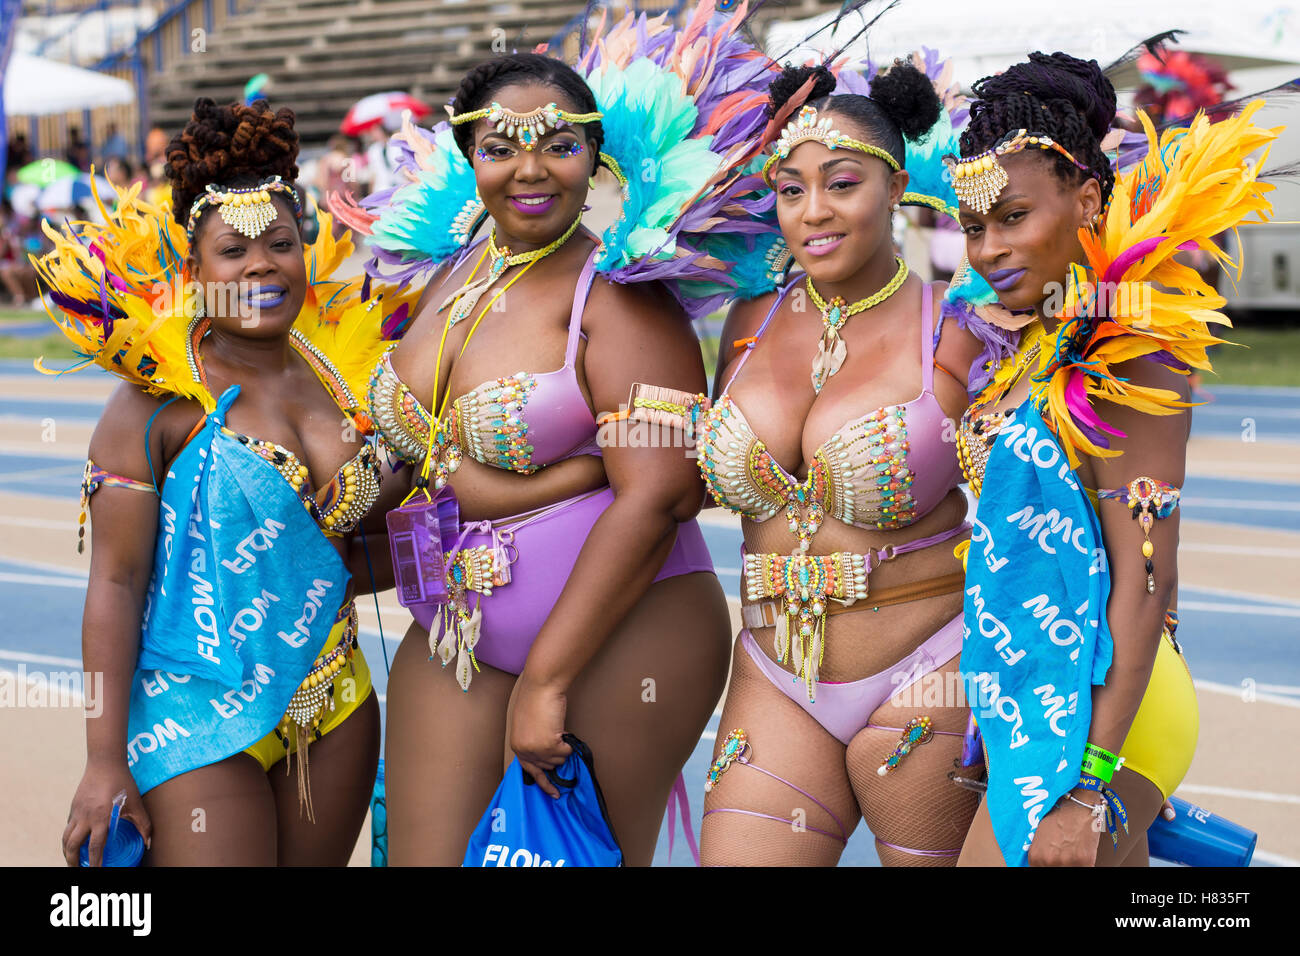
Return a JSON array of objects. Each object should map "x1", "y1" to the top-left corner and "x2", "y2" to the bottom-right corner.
[
  {"x1": 698, "y1": 394, "x2": 927, "y2": 701},
  {"x1": 453, "y1": 372, "x2": 539, "y2": 474},
  {"x1": 825, "y1": 404, "x2": 916, "y2": 529},
  {"x1": 367, "y1": 350, "x2": 465, "y2": 488},
  {"x1": 956, "y1": 407, "x2": 1013, "y2": 499},
  {"x1": 695, "y1": 399, "x2": 783, "y2": 520}
]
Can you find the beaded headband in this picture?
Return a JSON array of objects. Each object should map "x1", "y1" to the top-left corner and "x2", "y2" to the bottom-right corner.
[
  {"x1": 761, "y1": 105, "x2": 901, "y2": 187},
  {"x1": 185, "y1": 175, "x2": 302, "y2": 243},
  {"x1": 945, "y1": 129, "x2": 1092, "y2": 214},
  {"x1": 449, "y1": 101, "x2": 603, "y2": 150}
]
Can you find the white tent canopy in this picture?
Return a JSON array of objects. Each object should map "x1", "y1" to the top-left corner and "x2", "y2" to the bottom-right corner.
[
  {"x1": 766, "y1": 1, "x2": 1300, "y2": 85},
  {"x1": 3, "y1": 52, "x2": 135, "y2": 116}
]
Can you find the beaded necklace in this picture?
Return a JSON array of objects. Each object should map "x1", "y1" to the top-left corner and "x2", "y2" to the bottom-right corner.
[
  {"x1": 439, "y1": 215, "x2": 582, "y2": 326},
  {"x1": 185, "y1": 314, "x2": 380, "y2": 533},
  {"x1": 409, "y1": 249, "x2": 551, "y2": 495},
  {"x1": 805, "y1": 255, "x2": 909, "y2": 392},
  {"x1": 956, "y1": 321, "x2": 1047, "y2": 496}
]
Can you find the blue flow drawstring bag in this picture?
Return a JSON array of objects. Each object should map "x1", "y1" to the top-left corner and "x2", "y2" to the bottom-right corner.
[{"x1": 464, "y1": 734, "x2": 622, "y2": 867}]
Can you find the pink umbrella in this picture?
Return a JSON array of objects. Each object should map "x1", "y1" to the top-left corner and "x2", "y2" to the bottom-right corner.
[{"x1": 340, "y1": 92, "x2": 432, "y2": 135}]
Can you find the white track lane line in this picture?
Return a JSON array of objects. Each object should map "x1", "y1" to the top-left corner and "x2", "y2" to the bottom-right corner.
[
  {"x1": 0, "y1": 571, "x2": 86, "y2": 589},
  {"x1": 1181, "y1": 497, "x2": 1300, "y2": 511},
  {"x1": 1181, "y1": 542, "x2": 1300, "y2": 557},
  {"x1": 1252, "y1": 849, "x2": 1300, "y2": 867},
  {"x1": 1195, "y1": 406, "x2": 1300, "y2": 418},
  {"x1": 1177, "y1": 783, "x2": 1300, "y2": 806},
  {"x1": 1193, "y1": 679, "x2": 1300, "y2": 709},
  {"x1": 1182, "y1": 582, "x2": 1300, "y2": 607},
  {"x1": 0, "y1": 464, "x2": 83, "y2": 484},
  {"x1": 0, "y1": 515, "x2": 77, "y2": 530},
  {"x1": 1178, "y1": 599, "x2": 1300, "y2": 618},
  {"x1": 0, "y1": 649, "x2": 82, "y2": 667}
]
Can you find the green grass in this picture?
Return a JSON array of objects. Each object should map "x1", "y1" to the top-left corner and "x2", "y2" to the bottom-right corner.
[
  {"x1": 0, "y1": 305, "x2": 74, "y2": 361},
  {"x1": 0, "y1": 332, "x2": 75, "y2": 361},
  {"x1": 1204, "y1": 326, "x2": 1300, "y2": 388}
]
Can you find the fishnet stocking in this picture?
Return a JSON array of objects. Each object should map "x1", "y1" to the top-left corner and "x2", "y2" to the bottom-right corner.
[
  {"x1": 847, "y1": 655, "x2": 981, "y2": 866},
  {"x1": 700, "y1": 634, "x2": 859, "y2": 866}
]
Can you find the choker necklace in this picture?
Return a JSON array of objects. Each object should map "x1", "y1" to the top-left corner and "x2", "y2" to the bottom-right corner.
[
  {"x1": 440, "y1": 215, "x2": 583, "y2": 326},
  {"x1": 805, "y1": 255, "x2": 909, "y2": 392}
]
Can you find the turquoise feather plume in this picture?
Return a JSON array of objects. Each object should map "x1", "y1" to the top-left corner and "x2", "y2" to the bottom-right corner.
[
  {"x1": 901, "y1": 106, "x2": 960, "y2": 219},
  {"x1": 366, "y1": 123, "x2": 481, "y2": 271},
  {"x1": 585, "y1": 58, "x2": 725, "y2": 273}
]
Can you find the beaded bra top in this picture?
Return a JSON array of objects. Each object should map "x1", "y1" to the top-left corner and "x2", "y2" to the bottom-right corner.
[
  {"x1": 956, "y1": 321, "x2": 1048, "y2": 499},
  {"x1": 697, "y1": 280, "x2": 961, "y2": 531},
  {"x1": 188, "y1": 317, "x2": 381, "y2": 536},
  {"x1": 368, "y1": 245, "x2": 603, "y2": 474}
]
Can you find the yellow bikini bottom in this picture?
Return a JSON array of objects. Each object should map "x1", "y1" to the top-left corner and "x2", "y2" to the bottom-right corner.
[
  {"x1": 242, "y1": 610, "x2": 374, "y2": 772},
  {"x1": 1116, "y1": 628, "x2": 1198, "y2": 799}
]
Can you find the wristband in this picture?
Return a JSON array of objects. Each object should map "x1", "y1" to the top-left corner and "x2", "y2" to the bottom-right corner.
[
  {"x1": 1076, "y1": 773, "x2": 1130, "y2": 848},
  {"x1": 1081, "y1": 742, "x2": 1123, "y2": 783}
]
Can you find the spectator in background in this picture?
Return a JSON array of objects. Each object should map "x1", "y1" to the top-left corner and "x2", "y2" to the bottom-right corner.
[
  {"x1": 144, "y1": 126, "x2": 168, "y2": 168},
  {"x1": 7, "y1": 132, "x2": 32, "y2": 170},
  {"x1": 101, "y1": 122, "x2": 129, "y2": 163},
  {"x1": 361, "y1": 124, "x2": 397, "y2": 195},
  {"x1": 315, "y1": 135, "x2": 361, "y2": 239},
  {"x1": 104, "y1": 156, "x2": 133, "y2": 191},
  {"x1": 139, "y1": 126, "x2": 172, "y2": 208},
  {"x1": 66, "y1": 127, "x2": 90, "y2": 172},
  {"x1": 0, "y1": 199, "x2": 40, "y2": 307},
  {"x1": 1134, "y1": 46, "x2": 1233, "y2": 395}
]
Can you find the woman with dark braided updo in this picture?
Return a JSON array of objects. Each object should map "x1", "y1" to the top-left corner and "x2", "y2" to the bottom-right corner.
[
  {"x1": 695, "y1": 60, "x2": 995, "y2": 866},
  {"x1": 44, "y1": 96, "x2": 402, "y2": 864},
  {"x1": 362, "y1": 50, "x2": 732, "y2": 865},
  {"x1": 951, "y1": 52, "x2": 1277, "y2": 865}
]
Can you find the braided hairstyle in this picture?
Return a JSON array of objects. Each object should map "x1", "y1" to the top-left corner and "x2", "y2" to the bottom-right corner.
[
  {"x1": 450, "y1": 53, "x2": 603, "y2": 167},
  {"x1": 766, "y1": 60, "x2": 942, "y2": 168},
  {"x1": 164, "y1": 97, "x2": 301, "y2": 232},
  {"x1": 961, "y1": 52, "x2": 1117, "y2": 204}
]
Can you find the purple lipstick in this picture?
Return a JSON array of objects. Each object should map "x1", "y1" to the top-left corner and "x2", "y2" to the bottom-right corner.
[
  {"x1": 509, "y1": 193, "x2": 557, "y2": 215},
  {"x1": 246, "y1": 284, "x2": 287, "y2": 310},
  {"x1": 987, "y1": 268, "x2": 1026, "y2": 292}
]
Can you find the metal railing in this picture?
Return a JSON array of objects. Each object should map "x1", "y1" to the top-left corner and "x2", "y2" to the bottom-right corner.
[
  {"x1": 100, "y1": 0, "x2": 252, "y2": 160},
  {"x1": 20, "y1": 0, "x2": 254, "y2": 169}
]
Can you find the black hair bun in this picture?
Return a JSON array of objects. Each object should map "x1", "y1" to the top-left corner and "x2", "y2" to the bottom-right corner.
[
  {"x1": 973, "y1": 51, "x2": 1116, "y2": 141},
  {"x1": 164, "y1": 96, "x2": 299, "y2": 226},
  {"x1": 767, "y1": 64, "x2": 837, "y2": 119},
  {"x1": 868, "y1": 60, "x2": 942, "y2": 142}
]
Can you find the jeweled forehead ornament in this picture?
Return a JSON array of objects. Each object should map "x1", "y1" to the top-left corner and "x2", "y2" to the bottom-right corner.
[
  {"x1": 185, "y1": 175, "x2": 301, "y2": 243},
  {"x1": 449, "y1": 101, "x2": 603, "y2": 151},
  {"x1": 761, "y1": 105, "x2": 901, "y2": 187},
  {"x1": 945, "y1": 128, "x2": 1092, "y2": 215}
]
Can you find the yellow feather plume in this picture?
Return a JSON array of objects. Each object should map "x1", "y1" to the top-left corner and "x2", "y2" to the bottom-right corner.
[
  {"x1": 32, "y1": 182, "x2": 416, "y2": 416},
  {"x1": 1026, "y1": 101, "x2": 1280, "y2": 467}
]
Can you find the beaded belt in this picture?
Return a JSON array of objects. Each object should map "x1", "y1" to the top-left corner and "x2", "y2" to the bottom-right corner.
[
  {"x1": 740, "y1": 522, "x2": 970, "y2": 702},
  {"x1": 278, "y1": 603, "x2": 359, "y2": 741},
  {"x1": 741, "y1": 570, "x2": 966, "y2": 628},
  {"x1": 429, "y1": 536, "x2": 512, "y2": 693},
  {"x1": 276, "y1": 602, "x2": 358, "y2": 821}
]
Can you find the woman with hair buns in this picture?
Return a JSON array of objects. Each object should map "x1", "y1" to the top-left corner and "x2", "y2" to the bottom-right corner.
[
  {"x1": 40, "y1": 97, "x2": 409, "y2": 865},
  {"x1": 348, "y1": 32, "x2": 761, "y2": 863},
  {"x1": 950, "y1": 52, "x2": 1277, "y2": 866},
  {"x1": 695, "y1": 61, "x2": 993, "y2": 866}
]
